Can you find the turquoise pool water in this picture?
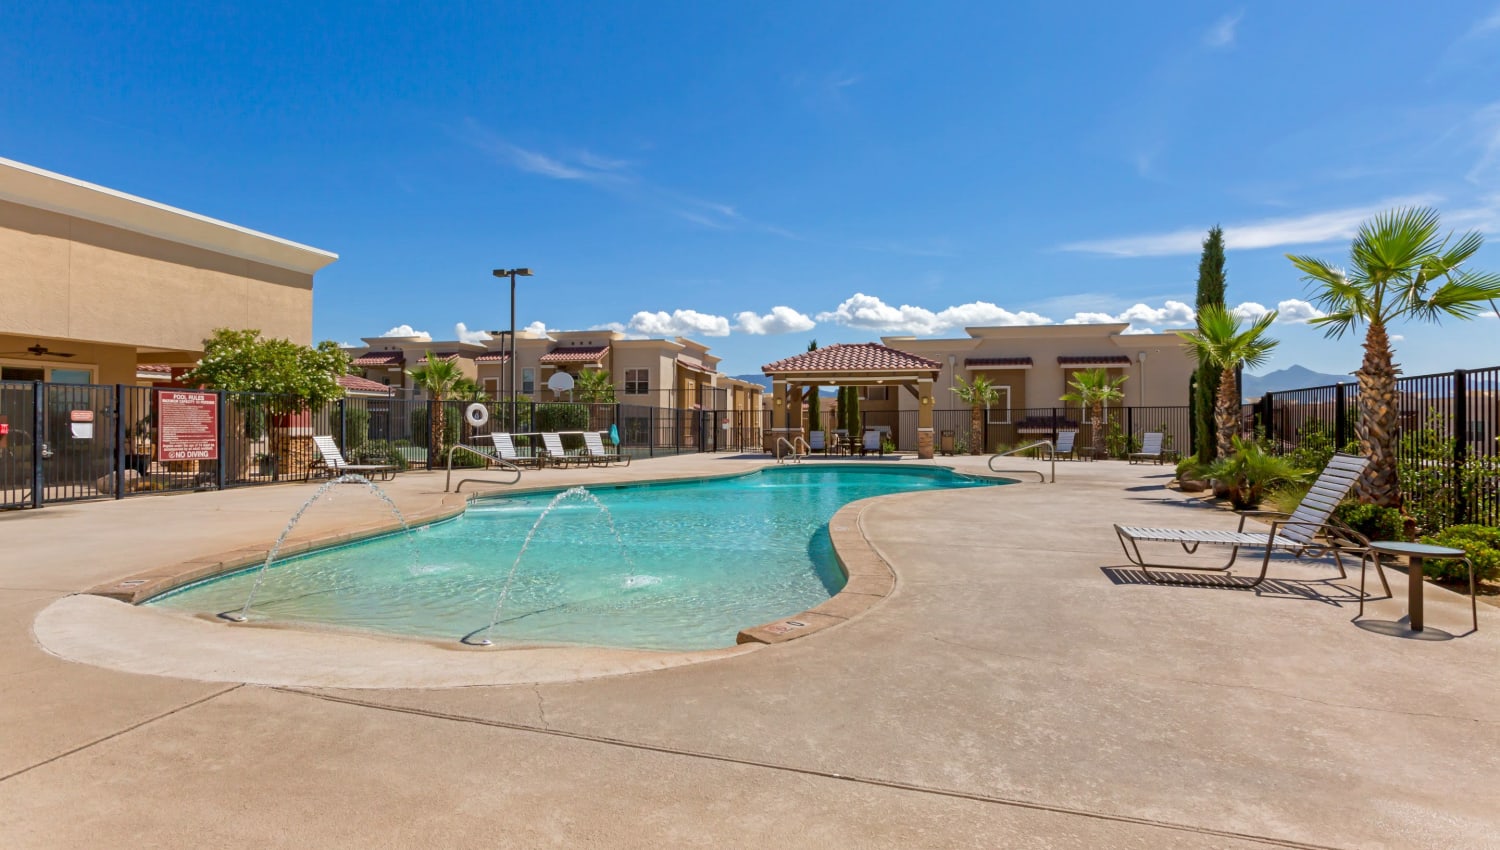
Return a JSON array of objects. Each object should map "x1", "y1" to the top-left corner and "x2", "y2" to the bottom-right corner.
[{"x1": 148, "y1": 465, "x2": 1003, "y2": 650}]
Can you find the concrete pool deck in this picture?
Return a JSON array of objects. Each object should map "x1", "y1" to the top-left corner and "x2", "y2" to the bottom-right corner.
[{"x1": 3, "y1": 454, "x2": 1498, "y2": 848}]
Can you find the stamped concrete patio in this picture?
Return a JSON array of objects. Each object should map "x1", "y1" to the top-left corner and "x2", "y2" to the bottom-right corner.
[{"x1": 2, "y1": 454, "x2": 1496, "y2": 849}]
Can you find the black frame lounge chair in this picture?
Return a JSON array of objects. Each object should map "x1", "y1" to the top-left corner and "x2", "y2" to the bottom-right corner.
[{"x1": 310, "y1": 435, "x2": 398, "y2": 481}]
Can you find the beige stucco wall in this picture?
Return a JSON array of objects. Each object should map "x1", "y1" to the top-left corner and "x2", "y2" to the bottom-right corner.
[{"x1": 0, "y1": 199, "x2": 314, "y2": 353}]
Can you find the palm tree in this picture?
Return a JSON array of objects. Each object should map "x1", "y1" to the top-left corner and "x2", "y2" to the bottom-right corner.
[
  {"x1": 573, "y1": 368, "x2": 617, "y2": 404},
  {"x1": 407, "y1": 351, "x2": 464, "y2": 451},
  {"x1": 1180, "y1": 304, "x2": 1278, "y2": 460},
  {"x1": 1060, "y1": 369, "x2": 1128, "y2": 459},
  {"x1": 951, "y1": 374, "x2": 999, "y2": 455},
  {"x1": 1288, "y1": 206, "x2": 1500, "y2": 507},
  {"x1": 451, "y1": 377, "x2": 489, "y2": 402}
]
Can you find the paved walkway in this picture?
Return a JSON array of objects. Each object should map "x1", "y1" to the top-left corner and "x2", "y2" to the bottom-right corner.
[{"x1": 2, "y1": 454, "x2": 1496, "y2": 848}]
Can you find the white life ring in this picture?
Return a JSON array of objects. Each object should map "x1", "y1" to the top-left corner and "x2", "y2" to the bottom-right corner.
[{"x1": 465, "y1": 403, "x2": 489, "y2": 428}]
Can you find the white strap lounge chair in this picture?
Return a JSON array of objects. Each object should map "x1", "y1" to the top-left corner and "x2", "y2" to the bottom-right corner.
[
  {"x1": 808, "y1": 431, "x2": 826, "y2": 453},
  {"x1": 1114, "y1": 453, "x2": 1385, "y2": 589},
  {"x1": 1129, "y1": 432, "x2": 1177, "y2": 464},
  {"x1": 1049, "y1": 430, "x2": 1078, "y2": 461},
  {"x1": 488, "y1": 433, "x2": 542, "y2": 469},
  {"x1": 540, "y1": 432, "x2": 589, "y2": 468},
  {"x1": 582, "y1": 431, "x2": 631, "y2": 466},
  {"x1": 310, "y1": 435, "x2": 398, "y2": 481},
  {"x1": 860, "y1": 429, "x2": 883, "y2": 456}
]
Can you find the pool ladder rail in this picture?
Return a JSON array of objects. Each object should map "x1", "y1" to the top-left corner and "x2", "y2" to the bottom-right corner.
[
  {"x1": 986, "y1": 440, "x2": 1056, "y2": 483},
  {"x1": 775, "y1": 436, "x2": 810, "y2": 464},
  {"x1": 446, "y1": 444, "x2": 523, "y2": 492}
]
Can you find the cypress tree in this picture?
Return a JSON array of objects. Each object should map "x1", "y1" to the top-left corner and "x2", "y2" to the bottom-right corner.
[
  {"x1": 1193, "y1": 226, "x2": 1227, "y2": 464},
  {"x1": 806, "y1": 339, "x2": 821, "y2": 432}
]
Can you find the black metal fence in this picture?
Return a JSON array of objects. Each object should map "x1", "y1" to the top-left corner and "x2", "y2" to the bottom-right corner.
[{"x1": 1247, "y1": 366, "x2": 1500, "y2": 530}]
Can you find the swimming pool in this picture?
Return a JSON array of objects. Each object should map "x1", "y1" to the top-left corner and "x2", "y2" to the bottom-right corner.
[{"x1": 148, "y1": 465, "x2": 1003, "y2": 650}]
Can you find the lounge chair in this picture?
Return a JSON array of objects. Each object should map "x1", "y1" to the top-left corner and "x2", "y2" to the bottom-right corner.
[
  {"x1": 859, "y1": 429, "x2": 884, "y2": 457},
  {"x1": 309, "y1": 435, "x2": 398, "y2": 481},
  {"x1": 1114, "y1": 453, "x2": 1382, "y2": 588},
  {"x1": 808, "y1": 431, "x2": 827, "y2": 453},
  {"x1": 1048, "y1": 430, "x2": 1078, "y2": 461},
  {"x1": 488, "y1": 433, "x2": 542, "y2": 469},
  {"x1": 1129, "y1": 432, "x2": 1177, "y2": 465},
  {"x1": 582, "y1": 431, "x2": 631, "y2": 466},
  {"x1": 540, "y1": 432, "x2": 589, "y2": 468}
]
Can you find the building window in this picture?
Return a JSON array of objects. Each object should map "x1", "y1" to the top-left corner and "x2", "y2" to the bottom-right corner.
[
  {"x1": 986, "y1": 386, "x2": 1012, "y2": 425},
  {"x1": 864, "y1": 386, "x2": 888, "y2": 401},
  {"x1": 625, "y1": 368, "x2": 649, "y2": 395},
  {"x1": 521, "y1": 368, "x2": 535, "y2": 395}
]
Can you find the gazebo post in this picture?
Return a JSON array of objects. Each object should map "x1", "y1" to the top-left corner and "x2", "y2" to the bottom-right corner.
[{"x1": 917, "y1": 378, "x2": 935, "y2": 459}]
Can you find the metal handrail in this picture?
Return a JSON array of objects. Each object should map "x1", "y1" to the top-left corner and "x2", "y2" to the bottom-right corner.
[
  {"x1": 776, "y1": 436, "x2": 809, "y2": 464},
  {"x1": 446, "y1": 444, "x2": 522, "y2": 492},
  {"x1": 986, "y1": 440, "x2": 1055, "y2": 483}
]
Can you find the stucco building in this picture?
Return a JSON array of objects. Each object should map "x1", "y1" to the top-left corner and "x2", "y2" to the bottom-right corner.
[{"x1": 0, "y1": 157, "x2": 337, "y2": 386}]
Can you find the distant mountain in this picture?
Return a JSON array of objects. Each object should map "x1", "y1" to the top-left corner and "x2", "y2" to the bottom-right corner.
[
  {"x1": 732, "y1": 374, "x2": 837, "y2": 396},
  {"x1": 1242, "y1": 365, "x2": 1351, "y2": 399}
]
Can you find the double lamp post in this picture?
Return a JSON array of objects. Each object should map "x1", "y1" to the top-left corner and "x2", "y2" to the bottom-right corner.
[{"x1": 492, "y1": 267, "x2": 532, "y2": 432}]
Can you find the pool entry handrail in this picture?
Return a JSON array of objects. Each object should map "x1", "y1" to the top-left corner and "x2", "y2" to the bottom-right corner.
[
  {"x1": 987, "y1": 440, "x2": 1055, "y2": 483},
  {"x1": 446, "y1": 444, "x2": 523, "y2": 492},
  {"x1": 776, "y1": 436, "x2": 809, "y2": 464}
]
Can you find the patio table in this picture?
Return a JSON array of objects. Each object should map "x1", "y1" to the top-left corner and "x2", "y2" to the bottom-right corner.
[{"x1": 1358, "y1": 541, "x2": 1477, "y2": 633}]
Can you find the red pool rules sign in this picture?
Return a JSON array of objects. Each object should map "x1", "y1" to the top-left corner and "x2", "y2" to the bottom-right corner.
[{"x1": 157, "y1": 390, "x2": 219, "y2": 461}]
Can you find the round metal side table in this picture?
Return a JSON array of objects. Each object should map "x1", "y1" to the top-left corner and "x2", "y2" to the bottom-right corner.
[{"x1": 1358, "y1": 541, "x2": 1477, "y2": 633}]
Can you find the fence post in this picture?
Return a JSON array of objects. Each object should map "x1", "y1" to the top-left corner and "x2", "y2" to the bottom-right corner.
[
  {"x1": 649, "y1": 407, "x2": 656, "y2": 458},
  {"x1": 113, "y1": 384, "x2": 127, "y2": 499},
  {"x1": 31, "y1": 381, "x2": 44, "y2": 509},
  {"x1": 216, "y1": 391, "x2": 228, "y2": 490},
  {"x1": 1453, "y1": 369, "x2": 1468, "y2": 525},
  {"x1": 1126, "y1": 406, "x2": 1134, "y2": 447},
  {"x1": 338, "y1": 398, "x2": 347, "y2": 451},
  {"x1": 1333, "y1": 383, "x2": 1347, "y2": 448},
  {"x1": 1257, "y1": 393, "x2": 1273, "y2": 442}
]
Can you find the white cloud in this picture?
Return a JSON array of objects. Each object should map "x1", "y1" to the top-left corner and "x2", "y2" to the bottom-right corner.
[
  {"x1": 522, "y1": 320, "x2": 551, "y2": 337},
  {"x1": 1274, "y1": 298, "x2": 1326, "y2": 323},
  {"x1": 815, "y1": 294, "x2": 1051, "y2": 335},
  {"x1": 1061, "y1": 312, "x2": 1120, "y2": 325},
  {"x1": 1060, "y1": 195, "x2": 1441, "y2": 257},
  {"x1": 1120, "y1": 326, "x2": 1158, "y2": 335},
  {"x1": 1231, "y1": 301, "x2": 1270, "y2": 321},
  {"x1": 454, "y1": 322, "x2": 491, "y2": 344},
  {"x1": 381, "y1": 324, "x2": 431, "y2": 340},
  {"x1": 734, "y1": 306, "x2": 816, "y2": 335},
  {"x1": 1204, "y1": 11, "x2": 1243, "y2": 48},
  {"x1": 1468, "y1": 6, "x2": 1500, "y2": 38},
  {"x1": 1390, "y1": 334, "x2": 1406, "y2": 342},
  {"x1": 1118, "y1": 300, "x2": 1196, "y2": 325},
  {"x1": 626, "y1": 309, "x2": 732, "y2": 338}
]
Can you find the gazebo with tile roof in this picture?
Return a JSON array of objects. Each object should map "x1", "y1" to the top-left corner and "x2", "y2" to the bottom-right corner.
[{"x1": 761, "y1": 342, "x2": 943, "y2": 458}]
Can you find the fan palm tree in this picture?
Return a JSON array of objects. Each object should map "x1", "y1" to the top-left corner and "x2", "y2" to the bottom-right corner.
[
  {"x1": 573, "y1": 368, "x2": 617, "y2": 404},
  {"x1": 951, "y1": 374, "x2": 999, "y2": 455},
  {"x1": 1288, "y1": 206, "x2": 1500, "y2": 507},
  {"x1": 1060, "y1": 369, "x2": 1128, "y2": 459},
  {"x1": 451, "y1": 377, "x2": 489, "y2": 402},
  {"x1": 1180, "y1": 304, "x2": 1278, "y2": 460},
  {"x1": 407, "y1": 351, "x2": 464, "y2": 451}
]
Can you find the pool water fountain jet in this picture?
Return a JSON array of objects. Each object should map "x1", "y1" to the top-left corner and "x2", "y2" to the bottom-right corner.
[
  {"x1": 462, "y1": 485, "x2": 637, "y2": 646},
  {"x1": 220, "y1": 473, "x2": 418, "y2": 623}
]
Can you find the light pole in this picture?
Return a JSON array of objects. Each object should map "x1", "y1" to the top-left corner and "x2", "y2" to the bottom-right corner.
[{"x1": 492, "y1": 268, "x2": 533, "y2": 432}]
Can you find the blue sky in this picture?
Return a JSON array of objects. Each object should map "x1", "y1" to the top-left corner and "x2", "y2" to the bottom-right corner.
[{"x1": 5, "y1": 2, "x2": 1499, "y2": 378}]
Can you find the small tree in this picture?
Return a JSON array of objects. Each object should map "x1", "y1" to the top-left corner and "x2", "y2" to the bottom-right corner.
[
  {"x1": 839, "y1": 385, "x2": 861, "y2": 435},
  {"x1": 805, "y1": 340, "x2": 821, "y2": 433},
  {"x1": 573, "y1": 368, "x2": 617, "y2": 404},
  {"x1": 1289, "y1": 206, "x2": 1500, "y2": 507},
  {"x1": 951, "y1": 374, "x2": 999, "y2": 455},
  {"x1": 407, "y1": 352, "x2": 464, "y2": 452},
  {"x1": 1180, "y1": 304, "x2": 1278, "y2": 460},
  {"x1": 450, "y1": 377, "x2": 489, "y2": 402},
  {"x1": 1193, "y1": 226, "x2": 1228, "y2": 464},
  {"x1": 1061, "y1": 369, "x2": 1128, "y2": 459},
  {"x1": 181, "y1": 329, "x2": 348, "y2": 474}
]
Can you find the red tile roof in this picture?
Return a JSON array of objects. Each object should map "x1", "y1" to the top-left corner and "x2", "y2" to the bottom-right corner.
[
  {"x1": 1057, "y1": 355, "x2": 1133, "y2": 367},
  {"x1": 965, "y1": 357, "x2": 1033, "y2": 369},
  {"x1": 338, "y1": 374, "x2": 395, "y2": 395},
  {"x1": 473, "y1": 351, "x2": 510, "y2": 363},
  {"x1": 540, "y1": 345, "x2": 609, "y2": 364},
  {"x1": 762, "y1": 343, "x2": 941, "y2": 374},
  {"x1": 136, "y1": 363, "x2": 172, "y2": 374},
  {"x1": 351, "y1": 351, "x2": 404, "y2": 366}
]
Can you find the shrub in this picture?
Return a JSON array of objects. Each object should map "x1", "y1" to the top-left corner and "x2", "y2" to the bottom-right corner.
[
  {"x1": 343, "y1": 405, "x2": 371, "y2": 454},
  {"x1": 348, "y1": 439, "x2": 404, "y2": 468},
  {"x1": 1420, "y1": 524, "x2": 1500, "y2": 583},
  {"x1": 1206, "y1": 436, "x2": 1309, "y2": 510},
  {"x1": 1334, "y1": 502, "x2": 1406, "y2": 544},
  {"x1": 1264, "y1": 481, "x2": 1310, "y2": 516},
  {"x1": 1104, "y1": 423, "x2": 1140, "y2": 460},
  {"x1": 534, "y1": 403, "x2": 590, "y2": 432}
]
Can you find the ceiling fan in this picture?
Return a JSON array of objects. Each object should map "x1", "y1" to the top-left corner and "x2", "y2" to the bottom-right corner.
[{"x1": 0, "y1": 343, "x2": 76, "y2": 358}]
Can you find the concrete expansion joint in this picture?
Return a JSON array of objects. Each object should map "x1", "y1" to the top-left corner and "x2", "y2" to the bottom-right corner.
[
  {"x1": 268, "y1": 685, "x2": 1349, "y2": 850},
  {"x1": 531, "y1": 684, "x2": 549, "y2": 729},
  {"x1": 0, "y1": 683, "x2": 243, "y2": 784}
]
